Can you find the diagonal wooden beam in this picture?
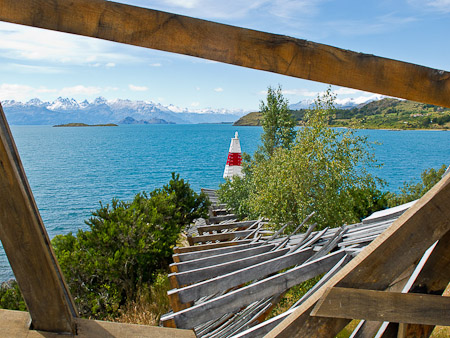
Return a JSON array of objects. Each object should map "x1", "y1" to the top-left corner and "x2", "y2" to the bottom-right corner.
[
  {"x1": 0, "y1": 0, "x2": 449, "y2": 107},
  {"x1": 267, "y1": 172, "x2": 450, "y2": 337},
  {"x1": 0, "y1": 105, "x2": 77, "y2": 333},
  {"x1": 311, "y1": 287, "x2": 450, "y2": 326}
]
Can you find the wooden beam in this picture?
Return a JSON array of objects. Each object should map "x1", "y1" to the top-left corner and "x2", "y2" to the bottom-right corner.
[
  {"x1": 0, "y1": 309, "x2": 195, "y2": 337},
  {"x1": 311, "y1": 287, "x2": 450, "y2": 326},
  {"x1": 0, "y1": 0, "x2": 449, "y2": 107},
  {"x1": 381, "y1": 229, "x2": 450, "y2": 338},
  {"x1": 0, "y1": 105, "x2": 76, "y2": 333},
  {"x1": 267, "y1": 172, "x2": 450, "y2": 337}
]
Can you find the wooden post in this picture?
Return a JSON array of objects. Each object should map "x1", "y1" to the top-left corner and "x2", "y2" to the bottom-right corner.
[
  {"x1": 268, "y1": 172, "x2": 450, "y2": 337},
  {"x1": 0, "y1": 0, "x2": 449, "y2": 108},
  {"x1": 0, "y1": 105, "x2": 77, "y2": 333}
]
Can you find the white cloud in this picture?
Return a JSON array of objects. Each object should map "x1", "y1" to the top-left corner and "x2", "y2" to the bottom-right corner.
[
  {"x1": 0, "y1": 22, "x2": 142, "y2": 67},
  {"x1": 282, "y1": 88, "x2": 318, "y2": 96},
  {"x1": 191, "y1": 101, "x2": 200, "y2": 107},
  {"x1": 59, "y1": 85, "x2": 102, "y2": 96},
  {"x1": 214, "y1": 87, "x2": 224, "y2": 92},
  {"x1": 408, "y1": 0, "x2": 450, "y2": 13},
  {"x1": 7, "y1": 63, "x2": 64, "y2": 74},
  {"x1": 106, "y1": 62, "x2": 116, "y2": 68},
  {"x1": 129, "y1": 84, "x2": 149, "y2": 91},
  {"x1": 150, "y1": 63, "x2": 162, "y2": 67}
]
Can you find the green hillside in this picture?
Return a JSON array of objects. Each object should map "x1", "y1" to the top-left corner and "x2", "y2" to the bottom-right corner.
[{"x1": 234, "y1": 98, "x2": 450, "y2": 129}]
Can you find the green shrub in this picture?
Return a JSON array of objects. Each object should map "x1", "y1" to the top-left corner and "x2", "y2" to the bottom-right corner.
[
  {"x1": 0, "y1": 280, "x2": 26, "y2": 311},
  {"x1": 52, "y1": 173, "x2": 209, "y2": 318}
]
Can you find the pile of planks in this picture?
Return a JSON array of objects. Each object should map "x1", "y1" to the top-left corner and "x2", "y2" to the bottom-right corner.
[{"x1": 160, "y1": 191, "x2": 416, "y2": 337}]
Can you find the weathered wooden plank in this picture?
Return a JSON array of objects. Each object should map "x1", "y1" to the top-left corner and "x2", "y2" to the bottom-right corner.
[
  {"x1": 379, "y1": 229, "x2": 450, "y2": 338},
  {"x1": 0, "y1": 309, "x2": 195, "y2": 337},
  {"x1": 0, "y1": 105, "x2": 76, "y2": 333},
  {"x1": 197, "y1": 220, "x2": 258, "y2": 234},
  {"x1": 162, "y1": 250, "x2": 346, "y2": 329},
  {"x1": 0, "y1": 0, "x2": 449, "y2": 107},
  {"x1": 189, "y1": 230, "x2": 252, "y2": 244},
  {"x1": 311, "y1": 287, "x2": 450, "y2": 326},
  {"x1": 267, "y1": 172, "x2": 450, "y2": 338},
  {"x1": 171, "y1": 248, "x2": 314, "y2": 304},
  {"x1": 173, "y1": 240, "x2": 252, "y2": 254},
  {"x1": 207, "y1": 214, "x2": 237, "y2": 224},
  {"x1": 173, "y1": 242, "x2": 262, "y2": 262},
  {"x1": 171, "y1": 248, "x2": 290, "y2": 286},
  {"x1": 170, "y1": 244, "x2": 275, "y2": 272}
]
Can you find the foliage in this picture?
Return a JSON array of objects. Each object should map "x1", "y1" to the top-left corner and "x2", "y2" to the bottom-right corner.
[
  {"x1": 386, "y1": 164, "x2": 448, "y2": 207},
  {"x1": 258, "y1": 85, "x2": 296, "y2": 158},
  {"x1": 0, "y1": 280, "x2": 26, "y2": 311},
  {"x1": 52, "y1": 173, "x2": 209, "y2": 319},
  {"x1": 248, "y1": 88, "x2": 384, "y2": 230}
]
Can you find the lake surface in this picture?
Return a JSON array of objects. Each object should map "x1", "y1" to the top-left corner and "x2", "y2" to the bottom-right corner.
[{"x1": 1, "y1": 124, "x2": 449, "y2": 280}]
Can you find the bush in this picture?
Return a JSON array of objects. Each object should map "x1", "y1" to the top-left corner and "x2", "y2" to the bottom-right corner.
[
  {"x1": 0, "y1": 280, "x2": 26, "y2": 311},
  {"x1": 52, "y1": 173, "x2": 210, "y2": 318},
  {"x1": 220, "y1": 87, "x2": 385, "y2": 230}
]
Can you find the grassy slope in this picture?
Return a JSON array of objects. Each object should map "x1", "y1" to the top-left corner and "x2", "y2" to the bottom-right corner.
[{"x1": 234, "y1": 99, "x2": 450, "y2": 129}]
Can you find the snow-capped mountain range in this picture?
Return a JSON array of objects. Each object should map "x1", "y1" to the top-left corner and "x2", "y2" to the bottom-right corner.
[
  {"x1": 1, "y1": 97, "x2": 248, "y2": 125},
  {"x1": 288, "y1": 95, "x2": 385, "y2": 110}
]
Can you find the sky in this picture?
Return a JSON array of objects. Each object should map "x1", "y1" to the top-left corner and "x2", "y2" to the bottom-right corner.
[{"x1": 0, "y1": 0, "x2": 449, "y2": 111}]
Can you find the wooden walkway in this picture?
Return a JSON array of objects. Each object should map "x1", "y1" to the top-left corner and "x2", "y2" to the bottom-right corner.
[{"x1": 161, "y1": 193, "x2": 420, "y2": 337}]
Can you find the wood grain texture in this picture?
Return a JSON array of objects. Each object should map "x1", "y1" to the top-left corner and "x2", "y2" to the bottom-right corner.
[
  {"x1": 0, "y1": 0, "x2": 449, "y2": 107},
  {"x1": 0, "y1": 309, "x2": 195, "y2": 337},
  {"x1": 311, "y1": 287, "x2": 450, "y2": 326},
  {"x1": 162, "y1": 250, "x2": 345, "y2": 329},
  {"x1": 172, "y1": 248, "x2": 314, "y2": 304},
  {"x1": 268, "y1": 172, "x2": 450, "y2": 338},
  {"x1": 173, "y1": 240, "x2": 252, "y2": 254},
  {"x1": 0, "y1": 105, "x2": 76, "y2": 333}
]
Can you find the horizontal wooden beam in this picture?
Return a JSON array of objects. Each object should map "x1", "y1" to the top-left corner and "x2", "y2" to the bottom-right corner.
[
  {"x1": 189, "y1": 230, "x2": 253, "y2": 244},
  {"x1": 0, "y1": 105, "x2": 76, "y2": 333},
  {"x1": 268, "y1": 172, "x2": 450, "y2": 337},
  {"x1": 0, "y1": 0, "x2": 449, "y2": 107},
  {"x1": 0, "y1": 309, "x2": 195, "y2": 337},
  {"x1": 311, "y1": 287, "x2": 450, "y2": 326}
]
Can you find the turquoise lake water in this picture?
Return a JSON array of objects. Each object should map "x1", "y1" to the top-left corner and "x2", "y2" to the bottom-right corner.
[{"x1": 1, "y1": 124, "x2": 449, "y2": 280}]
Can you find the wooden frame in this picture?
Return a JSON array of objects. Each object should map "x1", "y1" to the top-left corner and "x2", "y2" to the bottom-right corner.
[{"x1": 0, "y1": 0, "x2": 448, "y2": 336}]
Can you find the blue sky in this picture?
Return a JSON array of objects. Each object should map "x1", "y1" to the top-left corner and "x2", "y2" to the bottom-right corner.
[{"x1": 0, "y1": 0, "x2": 449, "y2": 111}]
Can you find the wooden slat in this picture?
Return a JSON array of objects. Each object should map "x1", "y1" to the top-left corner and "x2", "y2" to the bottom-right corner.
[
  {"x1": 311, "y1": 287, "x2": 450, "y2": 326},
  {"x1": 173, "y1": 240, "x2": 252, "y2": 254},
  {"x1": 189, "y1": 230, "x2": 252, "y2": 244},
  {"x1": 173, "y1": 242, "x2": 262, "y2": 262},
  {"x1": 171, "y1": 248, "x2": 290, "y2": 286},
  {"x1": 162, "y1": 250, "x2": 346, "y2": 329},
  {"x1": 0, "y1": 105, "x2": 76, "y2": 333},
  {"x1": 268, "y1": 172, "x2": 450, "y2": 338},
  {"x1": 170, "y1": 244, "x2": 276, "y2": 272},
  {"x1": 171, "y1": 248, "x2": 314, "y2": 304},
  {"x1": 197, "y1": 220, "x2": 258, "y2": 234},
  {"x1": 0, "y1": 0, "x2": 449, "y2": 108}
]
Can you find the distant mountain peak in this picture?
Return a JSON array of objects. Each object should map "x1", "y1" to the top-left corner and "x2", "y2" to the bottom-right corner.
[{"x1": 2, "y1": 97, "x2": 246, "y2": 125}]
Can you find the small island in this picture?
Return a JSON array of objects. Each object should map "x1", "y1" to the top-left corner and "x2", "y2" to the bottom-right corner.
[{"x1": 53, "y1": 123, "x2": 118, "y2": 127}]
